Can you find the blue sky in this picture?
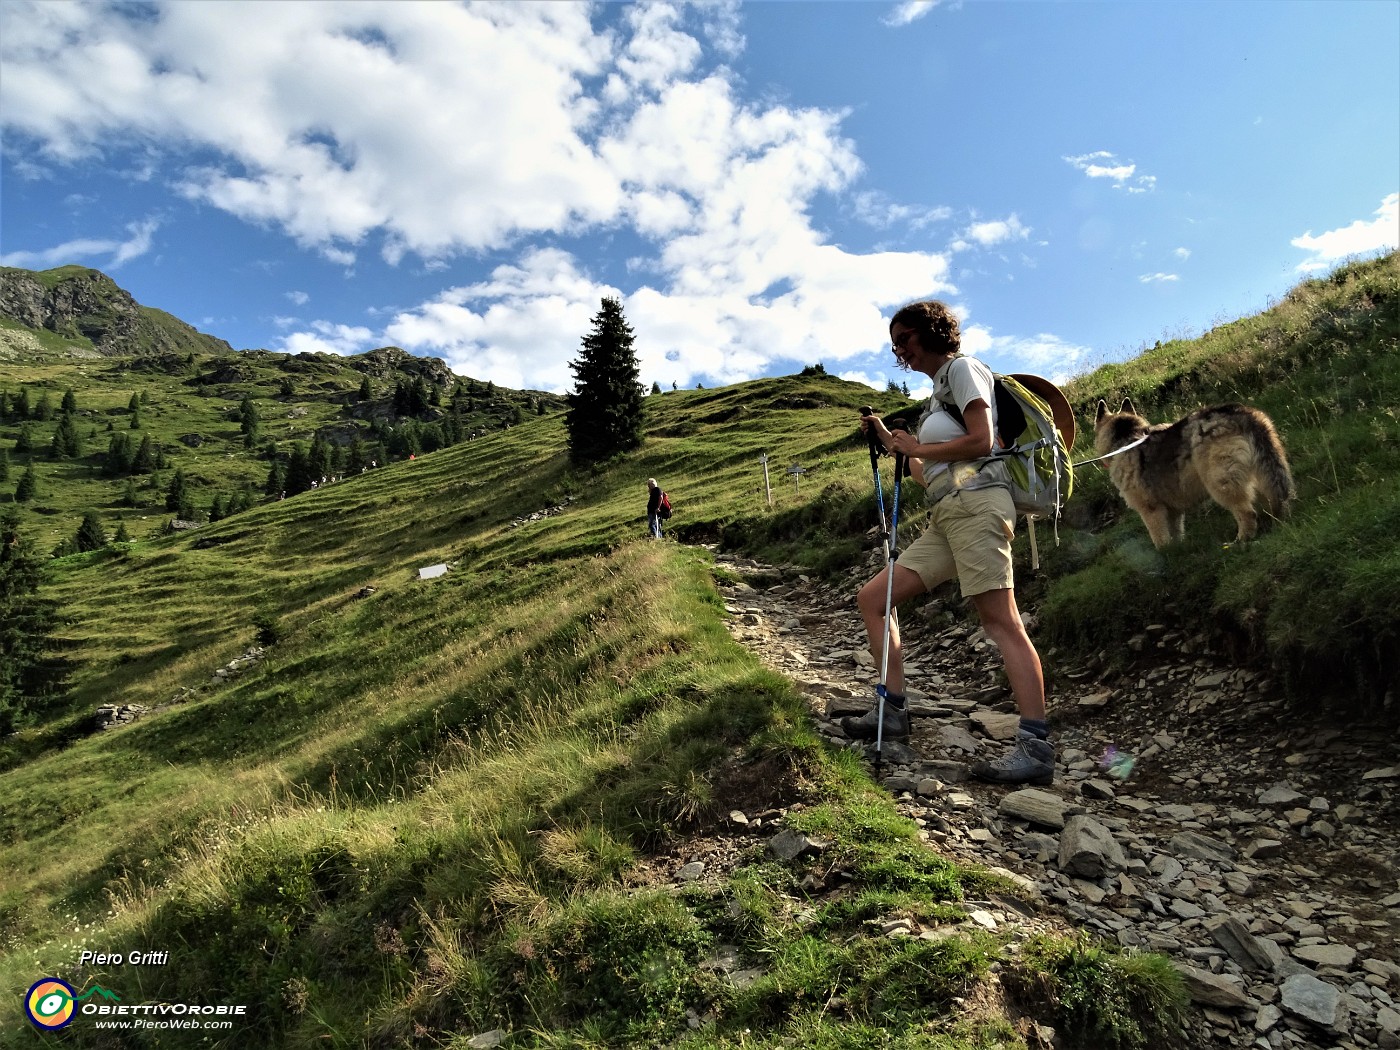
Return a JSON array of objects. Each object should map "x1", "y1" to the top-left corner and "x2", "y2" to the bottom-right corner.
[{"x1": 2, "y1": 1, "x2": 1397, "y2": 398}]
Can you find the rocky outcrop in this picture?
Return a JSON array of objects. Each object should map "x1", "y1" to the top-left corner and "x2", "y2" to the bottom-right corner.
[{"x1": 349, "y1": 345, "x2": 455, "y2": 387}]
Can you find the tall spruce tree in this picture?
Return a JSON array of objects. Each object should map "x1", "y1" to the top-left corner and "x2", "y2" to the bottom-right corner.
[{"x1": 565, "y1": 297, "x2": 645, "y2": 465}]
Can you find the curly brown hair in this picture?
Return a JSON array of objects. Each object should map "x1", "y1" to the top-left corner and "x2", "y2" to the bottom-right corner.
[{"x1": 890, "y1": 300, "x2": 961, "y2": 359}]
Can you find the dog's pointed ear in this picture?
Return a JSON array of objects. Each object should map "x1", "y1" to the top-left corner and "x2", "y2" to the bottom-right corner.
[
  {"x1": 1095, "y1": 399, "x2": 1108, "y2": 423},
  {"x1": 1121, "y1": 397, "x2": 1136, "y2": 415}
]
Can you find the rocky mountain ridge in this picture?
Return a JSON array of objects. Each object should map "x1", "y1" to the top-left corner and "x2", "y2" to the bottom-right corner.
[{"x1": 0, "y1": 265, "x2": 233, "y2": 357}]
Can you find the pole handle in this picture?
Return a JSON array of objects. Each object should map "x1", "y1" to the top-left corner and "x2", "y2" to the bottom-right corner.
[{"x1": 859, "y1": 405, "x2": 885, "y2": 470}]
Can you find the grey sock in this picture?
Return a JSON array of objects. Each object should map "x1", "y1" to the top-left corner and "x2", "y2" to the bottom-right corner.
[{"x1": 1019, "y1": 717, "x2": 1050, "y2": 740}]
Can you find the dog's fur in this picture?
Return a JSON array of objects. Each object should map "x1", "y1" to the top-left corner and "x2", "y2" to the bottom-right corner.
[{"x1": 1093, "y1": 399, "x2": 1295, "y2": 548}]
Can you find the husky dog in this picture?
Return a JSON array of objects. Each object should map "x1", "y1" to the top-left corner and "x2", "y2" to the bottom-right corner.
[{"x1": 1093, "y1": 399, "x2": 1295, "y2": 548}]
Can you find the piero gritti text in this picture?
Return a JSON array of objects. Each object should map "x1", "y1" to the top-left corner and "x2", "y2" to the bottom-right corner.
[{"x1": 79, "y1": 949, "x2": 170, "y2": 967}]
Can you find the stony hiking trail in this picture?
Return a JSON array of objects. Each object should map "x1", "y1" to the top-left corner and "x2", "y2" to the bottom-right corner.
[{"x1": 684, "y1": 544, "x2": 1400, "y2": 1050}]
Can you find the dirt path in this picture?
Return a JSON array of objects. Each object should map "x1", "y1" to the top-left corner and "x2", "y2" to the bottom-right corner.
[{"x1": 711, "y1": 544, "x2": 1400, "y2": 1050}]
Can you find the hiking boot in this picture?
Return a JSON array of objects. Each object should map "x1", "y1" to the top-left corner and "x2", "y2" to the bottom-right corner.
[
  {"x1": 840, "y1": 702, "x2": 910, "y2": 741},
  {"x1": 971, "y1": 730, "x2": 1056, "y2": 786}
]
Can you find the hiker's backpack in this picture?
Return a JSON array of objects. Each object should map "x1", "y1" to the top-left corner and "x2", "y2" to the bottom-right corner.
[
  {"x1": 932, "y1": 371, "x2": 1075, "y2": 566},
  {"x1": 658, "y1": 491, "x2": 672, "y2": 519}
]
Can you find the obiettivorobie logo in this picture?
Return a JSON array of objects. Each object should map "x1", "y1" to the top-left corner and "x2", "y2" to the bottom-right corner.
[{"x1": 25, "y1": 978, "x2": 121, "y2": 1030}]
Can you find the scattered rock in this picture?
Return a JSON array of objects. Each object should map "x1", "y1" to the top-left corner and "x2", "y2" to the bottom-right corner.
[
  {"x1": 998, "y1": 788, "x2": 1068, "y2": 829},
  {"x1": 1280, "y1": 972, "x2": 1346, "y2": 1031},
  {"x1": 1180, "y1": 966, "x2": 1253, "y2": 1009},
  {"x1": 1058, "y1": 815, "x2": 1126, "y2": 878}
]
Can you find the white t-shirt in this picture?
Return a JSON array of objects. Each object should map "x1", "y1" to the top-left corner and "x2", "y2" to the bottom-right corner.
[{"x1": 917, "y1": 356, "x2": 999, "y2": 489}]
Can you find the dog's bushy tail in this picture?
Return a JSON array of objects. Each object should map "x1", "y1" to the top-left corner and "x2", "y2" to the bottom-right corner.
[{"x1": 1248, "y1": 410, "x2": 1295, "y2": 523}]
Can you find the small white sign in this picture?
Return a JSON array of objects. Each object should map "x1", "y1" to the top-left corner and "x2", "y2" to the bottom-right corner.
[{"x1": 418, "y1": 563, "x2": 449, "y2": 580}]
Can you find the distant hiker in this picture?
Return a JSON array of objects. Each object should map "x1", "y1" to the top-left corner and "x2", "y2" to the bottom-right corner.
[
  {"x1": 646, "y1": 478, "x2": 664, "y2": 539},
  {"x1": 848, "y1": 299, "x2": 1055, "y2": 786}
]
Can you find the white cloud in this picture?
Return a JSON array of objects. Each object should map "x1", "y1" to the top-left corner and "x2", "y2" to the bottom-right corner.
[
  {"x1": 850, "y1": 191, "x2": 952, "y2": 231},
  {"x1": 285, "y1": 290, "x2": 309, "y2": 306},
  {"x1": 1064, "y1": 151, "x2": 1155, "y2": 193},
  {"x1": 1291, "y1": 193, "x2": 1399, "y2": 273},
  {"x1": 1173, "y1": 247, "x2": 1191, "y2": 260},
  {"x1": 278, "y1": 320, "x2": 375, "y2": 357},
  {"x1": 960, "y1": 325, "x2": 1092, "y2": 384},
  {"x1": 882, "y1": 1, "x2": 944, "y2": 27},
  {"x1": 0, "y1": 216, "x2": 158, "y2": 269},
  {"x1": 952, "y1": 214, "x2": 1030, "y2": 252},
  {"x1": 376, "y1": 243, "x2": 954, "y2": 392},
  {"x1": 837, "y1": 370, "x2": 887, "y2": 391},
  {"x1": 1139, "y1": 272, "x2": 1179, "y2": 283}
]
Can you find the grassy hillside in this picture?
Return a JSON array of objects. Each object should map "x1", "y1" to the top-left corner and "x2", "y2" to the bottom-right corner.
[
  {"x1": 2, "y1": 253, "x2": 1394, "y2": 1046},
  {"x1": 0, "y1": 310, "x2": 563, "y2": 551},
  {"x1": 1049, "y1": 251, "x2": 1399, "y2": 702}
]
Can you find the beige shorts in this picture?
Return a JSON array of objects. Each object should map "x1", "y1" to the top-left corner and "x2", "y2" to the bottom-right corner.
[{"x1": 898, "y1": 486, "x2": 1016, "y2": 598}]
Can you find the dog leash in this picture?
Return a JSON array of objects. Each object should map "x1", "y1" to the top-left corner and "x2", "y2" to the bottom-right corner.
[{"x1": 1073, "y1": 434, "x2": 1149, "y2": 469}]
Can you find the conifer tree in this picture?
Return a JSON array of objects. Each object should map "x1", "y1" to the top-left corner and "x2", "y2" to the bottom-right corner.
[
  {"x1": 565, "y1": 297, "x2": 645, "y2": 466},
  {"x1": 105, "y1": 433, "x2": 133, "y2": 476},
  {"x1": 128, "y1": 392, "x2": 141, "y2": 414},
  {"x1": 166, "y1": 467, "x2": 194, "y2": 517},
  {"x1": 14, "y1": 461, "x2": 37, "y2": 503},
  {"x1": 265, "y1": 459, "x2": 287, "y2": 497},
  {"x1": 0, "y1": 510, "x2": 62, "y2": 733},
  {"x1": 240, "y1": 396, "x2": 261, "y2": 449},
  {"x1": 114, "y1": 520, "x2": 131, "y2": 544},
  {"x1": 358, "y1": 376, "x2": 372, "y2": 402},
  {"x1": 131, "y1": 434, "x2": 155, "y2": 473},
  {"x1": 75, "y1": 511, "x2": 106, "y2": 552},
  {"x1": 51, "y1": 413, "x2": 82, "y2": 458},
  {"x1": 61, "y1": 389, "x2": 78, "y2": 415},
  {"x1": 0, "y1": 447, "x2": 8, "y2": 484},
  {"x1": 34, "y1": 391, "x2": 52, "y2": 421}
]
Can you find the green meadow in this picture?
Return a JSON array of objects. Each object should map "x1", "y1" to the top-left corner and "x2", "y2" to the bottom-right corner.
[{"x1": 2, "y1": 251, "x2": 1396, "y2": 1047}]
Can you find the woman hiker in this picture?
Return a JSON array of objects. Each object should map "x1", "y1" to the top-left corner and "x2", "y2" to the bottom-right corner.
[
  {"x1": 646, "y1": 478, "x2": 664, "y2": 539},
  {"x1": 844, "y1": 299, "x2": 1055, "y2": 786}
]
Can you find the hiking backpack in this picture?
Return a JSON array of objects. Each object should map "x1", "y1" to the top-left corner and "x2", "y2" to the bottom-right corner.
[
  {"x1": 931, "y1": 371, "x2": 1075, "y2": 566},
  {"x1": 658, "y1": 491, "x2": 672, "y2": 519}
]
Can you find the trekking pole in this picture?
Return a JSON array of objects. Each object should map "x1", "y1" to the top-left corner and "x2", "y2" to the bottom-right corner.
[
  {"x1": 874, "y1": 422, "x2": 909, "y2": 766},
  {"x1": 859, "y1": 407, "x2": 891, "y2": 558}
]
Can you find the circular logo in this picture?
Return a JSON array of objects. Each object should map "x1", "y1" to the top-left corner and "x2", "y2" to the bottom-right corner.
[{"x1": 26, "y1": 978, "x2": 76, "y2": 1030}]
